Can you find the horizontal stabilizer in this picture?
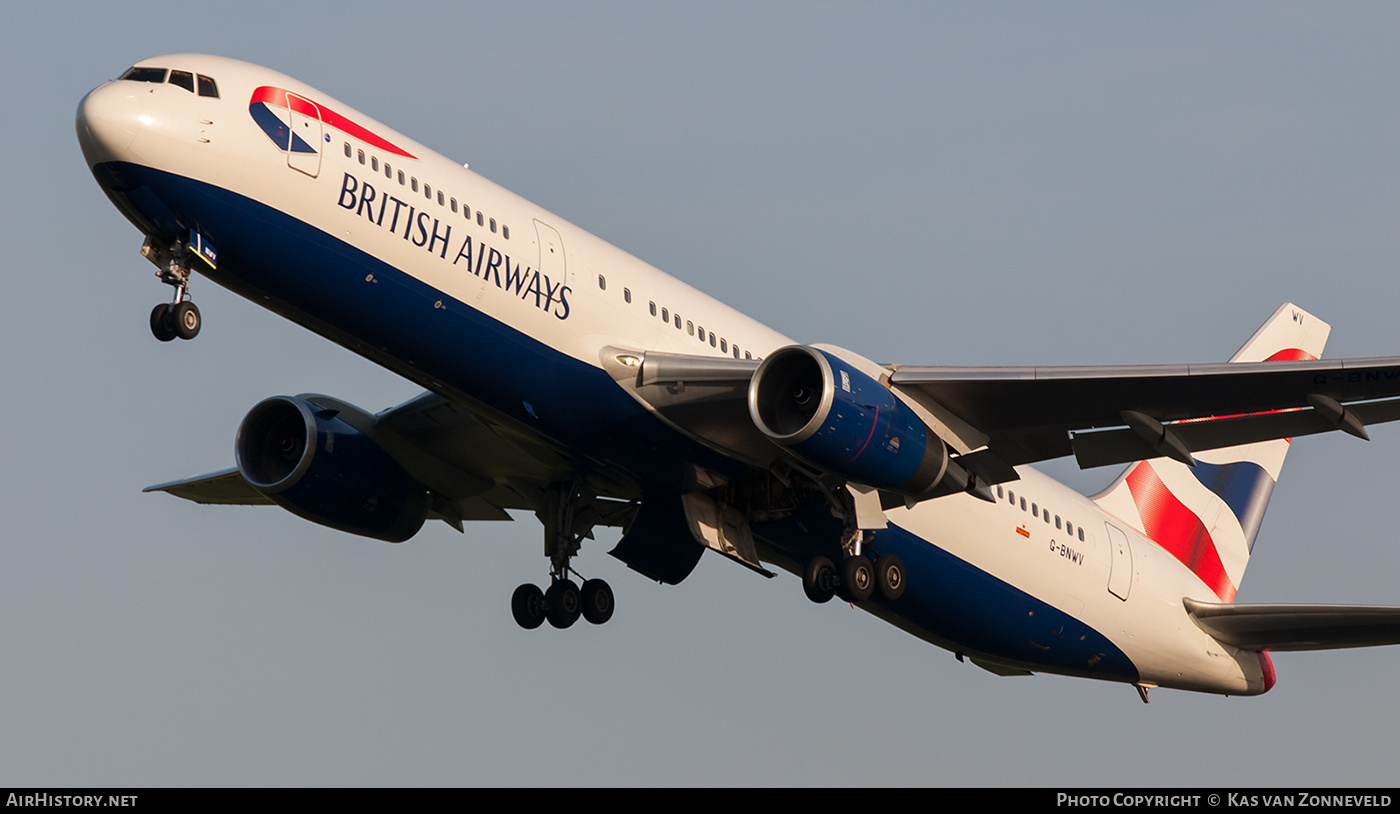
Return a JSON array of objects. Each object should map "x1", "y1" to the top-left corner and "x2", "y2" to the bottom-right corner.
[{"x1": 1185, "y1": 597, "x2": 1400, "y2": 651}]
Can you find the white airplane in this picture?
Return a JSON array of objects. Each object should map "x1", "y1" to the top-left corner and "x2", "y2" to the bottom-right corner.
[{"x1": 78, "y1": 54, "x2": 1400, "y2": 701}]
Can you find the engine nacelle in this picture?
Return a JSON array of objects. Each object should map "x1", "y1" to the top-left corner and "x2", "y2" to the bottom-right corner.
[
  {"x1": 236, "y1": 396, "x2": 429, "y2": 542},
  {"x1": 748, "y1": 345, "x2": 948, "y2": 496}
]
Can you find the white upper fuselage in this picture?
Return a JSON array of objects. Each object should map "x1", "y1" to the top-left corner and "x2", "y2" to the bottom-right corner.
[{"x1": 77, "y1": 54, "x2": 1268, "y2": 696}]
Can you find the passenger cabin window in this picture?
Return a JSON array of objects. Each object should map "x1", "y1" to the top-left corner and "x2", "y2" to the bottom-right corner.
[
  {"x1": 503, "y1": 226, "x2": 510, "y2": 239},
  {"x1": 437, "y1": 191, "x2": 444, "y2": 206},
  {"x1": 121, "y1": 67, "x2": 168, "y2": 83},
  {"x1": 490, "y1": 218, "x2": 497, "y2": 233},
  {"x1": 624, "y1": 288, "x2": 631, "y2": 303},
  {"x1": 358, "y1": 149, "x2": 366, "y2": 164},
  {"x1": 597, "y1": 275, "x2": 606, "y2": 290},
  {"x1": 344, "y1": 143, "x2": 352, "y2": 158},
  {"x1": 168, "y1": 70, "x2": 195, "y2": 93},
  {"x1": 372, "y1": 157, "x2": 380, "y2": 172},
  {"x1": 197, "y1": 75, "x2": 219, "y2": 98},
  {"x1": 649, "y1": 302, "x2": 657, "y2": 316},
  {"x1": 477, "y1": 212, "x2": 484, "y2": 226}
]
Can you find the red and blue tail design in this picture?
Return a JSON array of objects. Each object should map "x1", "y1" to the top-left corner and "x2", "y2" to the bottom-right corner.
[{"x1": 1093, "y1": 304, "x2": 1331, "y2": 601}]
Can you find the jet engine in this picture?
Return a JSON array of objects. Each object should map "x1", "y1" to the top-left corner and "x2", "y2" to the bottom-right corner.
[
  {"x1": 235, "y1": 396, "x2": 430, "y2": 542},
  {"x1": 748, "y1": 345, "x2": 948, "y2": 496}
]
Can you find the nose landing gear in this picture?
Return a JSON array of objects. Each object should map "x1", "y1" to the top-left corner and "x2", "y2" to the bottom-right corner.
[
  {"x1": 149, "y1": 300, "x2": 201, "y2": 342},
  {"x1": 141, "y1": 233, "x2": 212, "y2": 342}
]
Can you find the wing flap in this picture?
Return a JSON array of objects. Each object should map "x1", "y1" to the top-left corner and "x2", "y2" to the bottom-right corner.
[
  {"x1": 1070, "y1": 397, "x2": 1400, "y2": 469},
  {"x1": 1185, "y1": 597, "x2": 1400, "y2": 651}
]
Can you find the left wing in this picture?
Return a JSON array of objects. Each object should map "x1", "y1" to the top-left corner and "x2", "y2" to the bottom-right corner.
[{"x1": 144, "y1": 392, "x2": 635, "y2": 530}]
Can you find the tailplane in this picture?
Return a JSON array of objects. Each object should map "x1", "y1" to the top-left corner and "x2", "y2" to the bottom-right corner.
[{"x1": 1092, "y1": 303, "x2": 1331, "y2": 602}]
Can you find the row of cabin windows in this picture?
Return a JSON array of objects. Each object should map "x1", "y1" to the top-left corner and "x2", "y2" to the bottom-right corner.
[
  {"x1": 996, "y1": 484, "x2": 1087, "y2": 542},
  {"x1": 120, "y1": 66, "x2": 220, "y2": 98},
  {"x1": 344, "y1": 142, "x2": 509, "y2": 239},
  {"x1": 595, "y1": 275, "x2": 752, "y2": 359}
]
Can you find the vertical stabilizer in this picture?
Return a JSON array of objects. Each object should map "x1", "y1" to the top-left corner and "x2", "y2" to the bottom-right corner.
[{"x1": 1091, "y1": 304, "x2": 1330, "y2": 601}]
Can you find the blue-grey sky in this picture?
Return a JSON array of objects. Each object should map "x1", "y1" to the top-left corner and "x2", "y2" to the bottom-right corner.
[{"x1": 5, "y1": 1, "x2": 1399, "y2": 785}]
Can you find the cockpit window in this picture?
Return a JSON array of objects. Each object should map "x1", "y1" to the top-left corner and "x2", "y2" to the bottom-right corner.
[
  {"x1": 120, "y1": 66, "x2": 167, "y2": 83},
  {"x1": 197, "y1": 74, "x2": 219, "y2": 98},
  {"x1": 168, "y1": 70, "x2": 195, "y2": 93}
]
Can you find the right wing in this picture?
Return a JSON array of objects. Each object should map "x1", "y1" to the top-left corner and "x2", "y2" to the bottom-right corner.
[{"x1": 890, "y1": 357, "x2": 1400, "y2": 472}]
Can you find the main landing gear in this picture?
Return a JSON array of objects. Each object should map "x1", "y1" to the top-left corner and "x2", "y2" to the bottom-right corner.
[
  {"x1": 512, "y1": 482, "x2": 617, "y2": 630},
  {"x1": 511, "y1": 577, "x2": 615, "y2": 630},
  {"x1": 141, "y1": 234, "x2": 205, "y2": 342},
  {"x1": 801, "y1": 532, "x2": 906, "y2": 605}
]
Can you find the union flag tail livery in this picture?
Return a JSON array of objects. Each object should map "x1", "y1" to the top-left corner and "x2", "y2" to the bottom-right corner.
[
  {"x1": 1093, "y1": 304, "x2": 1330, "y2": 602},
  {"x1": 79, "y1": 56, "x2": 1400, "y2": 702}
]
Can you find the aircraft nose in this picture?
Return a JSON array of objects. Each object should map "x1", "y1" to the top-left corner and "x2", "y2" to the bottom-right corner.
[{"x1": 76, "y1": 81, "x2": 141, "y2": 166}]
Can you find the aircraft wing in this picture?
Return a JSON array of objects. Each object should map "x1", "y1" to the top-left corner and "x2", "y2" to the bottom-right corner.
[
  {"x1": 888, "y1": 356, "x2": 1400, "y2": 472},
  {"x1": 144, "y1": 467, "x2": 274, "y2": 504},
  {"x1": 1185, "y1": 598, "x2": 1400, "y2": 651},
  {"x1": 143, "y1": 391, "x2": 643, "y2": 531},
  {"x1": 626, "y1": 347, "x2": 1400, "y2": 484}
]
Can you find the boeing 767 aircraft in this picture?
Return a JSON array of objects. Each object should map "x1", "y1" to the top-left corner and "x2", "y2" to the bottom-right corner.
[{"x1": 77, "y1": 54, "x2": 1400, "y2": 700}]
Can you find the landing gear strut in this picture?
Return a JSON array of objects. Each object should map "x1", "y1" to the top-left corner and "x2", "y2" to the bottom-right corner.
[
  {"x1": 511, "y1": 482, "x2": 617, "y2": 630},
  {"x1": 141, "y1": 234, "x2": 205, "y2": 341}
]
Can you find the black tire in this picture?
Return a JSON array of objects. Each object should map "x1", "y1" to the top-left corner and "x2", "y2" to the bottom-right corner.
[
  {"x1": 149, "y1": 303, "x2": 176, "y2": 342},
  {"x1": 581, "y1": 578, "x2": 615, "y2": 625},
  {"x1": 172, "y1": 301, "x2": 201, "y2": 340},
  {"x1": 874, "y1": 553, "x2": 906, "y2": 601},
  {"x1": 839, "y1": 556, "x2": 875, "y2": 603},
  {"x1": 802, "y1": 556, "x2": 837, "y2": 604},
  {"x1": 511, "y1": 583, "x2": 547, "y2": 630},
  {"x1": 545, "y1": 579, "x2": 581, "y2": 629}
]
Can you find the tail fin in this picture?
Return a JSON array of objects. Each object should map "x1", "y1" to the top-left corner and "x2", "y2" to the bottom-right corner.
[{"x1": 1092, "y1": 303, "x2": 1331, "y2": 602}]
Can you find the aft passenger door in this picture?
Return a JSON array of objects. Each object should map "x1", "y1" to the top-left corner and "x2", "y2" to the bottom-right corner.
[{"x1": 1104, "y1": 522, "x2": 1133, "y2": 600}]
